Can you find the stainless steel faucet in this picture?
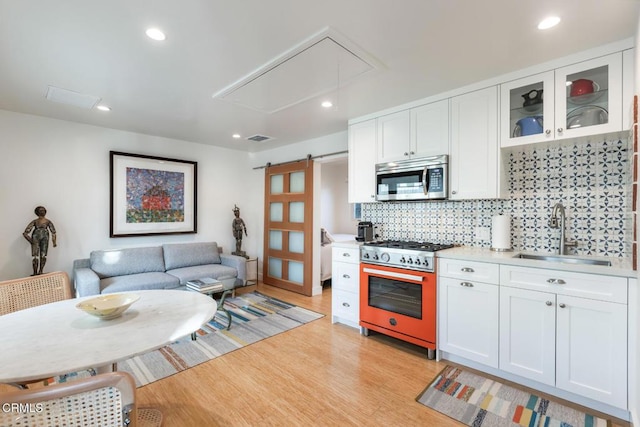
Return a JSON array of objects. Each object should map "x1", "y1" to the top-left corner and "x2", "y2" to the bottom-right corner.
[{"x1": 550, "y1": 202, "x2": 577, "y2": 255}]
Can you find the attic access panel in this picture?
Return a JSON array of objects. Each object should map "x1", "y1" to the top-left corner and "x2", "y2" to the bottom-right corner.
[{"x1": 213, "y1": 28, "x2": 378, "y2": 114}]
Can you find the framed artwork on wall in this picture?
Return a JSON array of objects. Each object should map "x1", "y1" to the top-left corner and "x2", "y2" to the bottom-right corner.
[{"x1": 110, "y1": 151, "x2": 197, "y2": 237}]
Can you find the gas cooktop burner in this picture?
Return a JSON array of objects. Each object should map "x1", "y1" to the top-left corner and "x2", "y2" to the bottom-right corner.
[{"x1": 364, "y1": 240, "x2": 454, "y2": 252}]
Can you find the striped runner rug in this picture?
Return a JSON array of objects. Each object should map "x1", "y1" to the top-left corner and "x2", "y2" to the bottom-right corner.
[
  {"x1": 52, "y1": 291, "x2": 323, "y2": 387},
  {"x1": 417, "y1": 365, "x2": 613, "y2": 427}
]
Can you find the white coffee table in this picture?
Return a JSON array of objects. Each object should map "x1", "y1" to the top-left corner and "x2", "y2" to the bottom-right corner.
[{"x1": 0, "y1": 289, "x2": 216, "y2": 385}]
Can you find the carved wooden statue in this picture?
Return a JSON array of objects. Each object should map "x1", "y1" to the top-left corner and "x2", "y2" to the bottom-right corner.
[{"x1": 231, "y1": 205, "x2": 248, "y2": 258}]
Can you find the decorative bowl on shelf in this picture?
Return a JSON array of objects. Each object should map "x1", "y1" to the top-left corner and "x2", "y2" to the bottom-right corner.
[
  {"x1": 566, "y1": 105, "x2": 608, "y2": 129},
  {"x1": 76, "y1": 294, "x2": 140, "y2": 320}
]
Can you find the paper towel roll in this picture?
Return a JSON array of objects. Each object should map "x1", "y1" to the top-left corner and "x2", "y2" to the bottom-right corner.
[{"x1": 491, "y1": 214, "x2": 511, "y2": 251}]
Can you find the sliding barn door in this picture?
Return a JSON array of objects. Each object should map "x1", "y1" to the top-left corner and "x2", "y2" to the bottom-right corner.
[{"x1": 263, "y1": 160, "x2": 313, "y2": 296}]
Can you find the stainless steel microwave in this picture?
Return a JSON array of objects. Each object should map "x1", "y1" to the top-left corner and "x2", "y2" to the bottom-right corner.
[{"x1": 375, "y1": 155, "x2": 448, "y2": 201}]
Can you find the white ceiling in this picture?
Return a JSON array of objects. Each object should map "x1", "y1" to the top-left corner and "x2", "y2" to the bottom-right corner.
[{"x1": 0, "y1": 0, "x2": 638, "y2": 152}]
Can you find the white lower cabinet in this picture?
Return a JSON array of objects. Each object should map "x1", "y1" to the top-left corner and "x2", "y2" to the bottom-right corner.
[
  {"x1": 500, "y1": 265, "x2": 628, "y2": 409},
  {"x1": 331, "y1": 245, "x2": 360, "y2": 329},
  {"x1": 438, "y1": 259, "x2": 630, "y2": 412},
  {"x1": 499, "y1": 286, "x2": 556, "y2": 385},
  {"x1": 555, "y1": 295, "x2": 627, "y2": 408},
  {"x1": 438, "y1": 259, "x2": 500, "y2": 367}
]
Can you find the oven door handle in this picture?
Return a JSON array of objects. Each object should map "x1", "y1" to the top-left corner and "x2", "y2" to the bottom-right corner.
[{"x1": 362, "y1": 267, "x2": 425, "y2": 283}]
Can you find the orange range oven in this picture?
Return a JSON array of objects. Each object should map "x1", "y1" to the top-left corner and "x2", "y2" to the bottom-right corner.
[{"x1": 359, "y1": 263, "x2": 437, "y2": 357}]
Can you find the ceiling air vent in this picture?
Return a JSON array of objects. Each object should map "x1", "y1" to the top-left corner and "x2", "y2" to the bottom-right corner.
[{"x1": 247, "y1": 134, "x2": 273, "y2": 142}]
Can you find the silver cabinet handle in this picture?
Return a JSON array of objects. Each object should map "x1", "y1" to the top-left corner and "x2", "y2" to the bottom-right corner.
[
  {"x1": 559, "y1": 303, "x2": 566, "y2": 308},
  {"x1": 451, "y1": 190, "x2": 457, "y2": 195},
  {"x1": 404, "y1": 152, "x2": 409, "y2": 156},
  {"x1": 461, "y1": 267, "x2": 475, "y2": 273},
  {"x1": 342, "y1": 302, "x2": 350, "y2": 308},
  {"x1": 410, "y1": 151, "x2": 415, "y2": 155},
  {"x1": 545, "y1": 129, "x2": 551, "y2": 135},
  {"x1": 460, "y1": 282, "x2": 474, "y2": 287},
  {"x1": 343, "y1": 274, "x2": 350, "y2": 279},
  {"x1": 547, "y1": 278, "x2": 566, "y2": 285},
  {"x1": 546, "y1": 301, "x2": 553, "y2": 306},
  {"x1": 342, "y1": 253, "x2": 351, "y2": 257},
  {"x1": 557, "y1": 127, "x2": 564, "y2": 133}
]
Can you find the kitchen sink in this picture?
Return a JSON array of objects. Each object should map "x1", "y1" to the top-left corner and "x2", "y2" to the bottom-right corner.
[{"x1": 514, "y1": 253, "x2": 612, "y2": 267}]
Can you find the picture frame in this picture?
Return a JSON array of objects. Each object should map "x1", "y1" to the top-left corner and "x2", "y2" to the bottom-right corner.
[{"x1": 110, "y1": 151, "x2": 197, "y2": 237}]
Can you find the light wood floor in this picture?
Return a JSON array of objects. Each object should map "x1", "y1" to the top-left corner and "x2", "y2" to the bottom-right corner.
[{"x1": 137, "y1": 283, "x2": 460, "y2": 426}]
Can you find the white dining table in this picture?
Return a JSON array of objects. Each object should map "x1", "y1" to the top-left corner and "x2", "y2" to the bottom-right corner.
[{"x1": 0, "y1": 289, "x2": 217, "y2": 384}]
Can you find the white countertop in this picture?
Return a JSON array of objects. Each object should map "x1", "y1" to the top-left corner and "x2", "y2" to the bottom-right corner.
[{"x1": 436, "y1": 246, "x2": 635, "y2": 278}]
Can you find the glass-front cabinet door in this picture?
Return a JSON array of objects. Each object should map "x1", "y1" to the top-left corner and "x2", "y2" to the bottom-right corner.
[
  {"x1": 500, "y1": 71, "x2": 555, "y2": 147},
  {"x1": 554, "y1": 53, "x2": 622, "y2": 140},
  {"x1": 500, "y1": 52, "x2": 623, "y2": 147}
]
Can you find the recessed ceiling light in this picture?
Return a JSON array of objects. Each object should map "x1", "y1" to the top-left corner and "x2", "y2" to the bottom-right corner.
[
  {"x1": 538, "y1": 16, "x2": 561, "y2": 30},
  {"x1": 321, "y1": 101, "x2": 333, "y2": 108},
  {"x1": 145, "y1": 28, "x2": 166, "y2": 41},
  {"x1": 96, "y1": 105, "x2": 111, "y2": 112},
  {"x1": 232, "y1": 134, "x2": 241, "y2": 139}
]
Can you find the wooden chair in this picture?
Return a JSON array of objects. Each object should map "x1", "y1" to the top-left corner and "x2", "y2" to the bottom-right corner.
[
  {"x1": 0, "y1": 271, "x2": 73, "y2": 315},
  {"x1": 0, "y1": 272, "x2": 73, "y2": 388},
  {"x1": 0, "y1": 371, "x2": 162, "y2": 427}
]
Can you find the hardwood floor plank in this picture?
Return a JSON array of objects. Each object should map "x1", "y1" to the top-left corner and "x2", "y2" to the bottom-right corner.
[{"x1": 136, "y1": 283, "x2": 461, "y2": 426}]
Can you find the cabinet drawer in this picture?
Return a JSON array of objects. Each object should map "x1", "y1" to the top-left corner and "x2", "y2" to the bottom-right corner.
[
  {"x1": 332, "y1": 262, "x2": 360, "y2": 292},
  {"x1": 332, "y1": 246, "x2": 360, "y2": 264},
  {"x1": 500, "y1": 265, "x2": 627, "y2": 304},
  {"x1": 332, "y1": 289, "x2": 359, "y2": 322},
  {"x1": 438, "y1": 258, "x2": 500, "y2": 284}
]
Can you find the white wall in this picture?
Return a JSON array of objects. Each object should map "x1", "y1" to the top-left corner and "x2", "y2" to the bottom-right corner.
[
  {"x1": 320, "y1": 158, "x2": 358, "y2": 235},
  {"x1": 0, "y1": 110, "x2": 255, "y2": 280}
]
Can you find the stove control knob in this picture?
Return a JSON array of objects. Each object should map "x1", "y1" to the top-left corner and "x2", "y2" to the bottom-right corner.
[
  {"x1": 399, "y1": 256, "x2": 406, "y2": 263},
  {"x1": 422, "y1": 258, "x2": 429, "y2": 267},
  {"x1": 372, "y1": 254, "x2": 379, "y2": 260},
  {"x1": 380, "y1": 253, "x2": 390, "y2": 262},
  {"x1": 407, "y1": 258, "x2": 413, "y2": 264},
  {"x1": 363, "y1": 253, "x2": 370, "y2": 259},
  {"x1": 414, "y1": 258, "x2": 421, "y2": 266}
]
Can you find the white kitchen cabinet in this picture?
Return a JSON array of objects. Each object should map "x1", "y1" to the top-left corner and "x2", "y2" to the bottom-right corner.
[
  {"x1": 499, "y1": 286, "x2": 556, "y2": 386},
  {"x1": 501, "y1": 53, "x2": 623, "y2": 147},
  {"x1": 411, "y1": 100, "x2": 450, "y2": 158},
  {"x1": 438, "y1": 258, "x2": 500, "y2": 367},
  {"x1": 331, "y1": 245, "x2": 360, "y2": 328},
  {"x1": 376, "y1": 110, "x2": 411, "y2": 163},
  {"x1": 500, "y1": 265, "x2": 628, "y2": 409},
  {"x1": 555, "y1": 295, "x2": 627, "y2": 408},
  {"x1": 376, "y1": 100, "x2": 450, "y2": 163},
  {"x1": 622, "y1": 48, "x2": 635, "y2": 130},
  {"x1": 348, "y1": 119, "x2": 377, "y2": 203},
  {"x1": 450, "y1": 86, "x2": 499, "y2": 199}
]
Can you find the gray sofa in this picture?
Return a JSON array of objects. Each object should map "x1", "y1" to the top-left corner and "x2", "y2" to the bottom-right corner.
[{"x1": 73, "y1": 242, "x2": 247, "y2": 297}]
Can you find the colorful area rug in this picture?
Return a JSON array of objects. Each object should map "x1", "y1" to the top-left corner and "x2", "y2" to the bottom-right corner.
[
  {"x1": 416, "y1": 365, "x2": 612, "y2": 427},
  {"x1": 53, "y1": 291, "x2": 323, "y2": 388}
]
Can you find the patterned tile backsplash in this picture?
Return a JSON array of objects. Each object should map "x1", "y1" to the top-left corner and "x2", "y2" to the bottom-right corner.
[{"x1": 362, "y1": 138, "x2": 632, "y2": 258}]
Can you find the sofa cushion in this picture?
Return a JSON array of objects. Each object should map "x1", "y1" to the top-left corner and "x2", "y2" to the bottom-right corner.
[
  {"x1": 90, "y1": 247, "x2": 165, "y2": 279},
  {"x1": 100, "y1": 272, "x2": 180, "y2": 294},
  {"x1": 166, "y1": 264, "x2": 238, "y2": 285},
  {"x1": 163, "y1": 242, "x2": 221, "y2": 270}
]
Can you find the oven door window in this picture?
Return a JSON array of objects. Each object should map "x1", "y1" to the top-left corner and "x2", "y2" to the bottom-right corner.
[
  {"x1": 377, "y1": 170, "x2": 424, "y2": 197},
  {"x1": 368, "y1": 276, "x2": 422, "y2": 319}
]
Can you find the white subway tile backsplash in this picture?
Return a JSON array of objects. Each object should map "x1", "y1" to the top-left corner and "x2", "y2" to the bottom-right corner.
[{"x1": 362, "y1": 137, "x2": 631, "y2": 259}]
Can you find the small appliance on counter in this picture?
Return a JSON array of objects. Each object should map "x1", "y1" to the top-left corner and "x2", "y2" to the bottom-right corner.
[{"x1": 356, "y1": 221, "x2": 375, "y2": 242}]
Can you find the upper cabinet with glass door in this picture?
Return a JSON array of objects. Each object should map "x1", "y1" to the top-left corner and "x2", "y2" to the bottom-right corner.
[{"x1": 501, "y1": 53, "x2": 623, "y2": 147}]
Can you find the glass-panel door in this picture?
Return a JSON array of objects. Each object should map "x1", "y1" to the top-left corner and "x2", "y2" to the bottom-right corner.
[
  {"x1": 263, "y1": 160, "x2": 313, "y2": 295},
  {"x1": 500, "y1": 71, "x2": 554, "y2": 147},
  {"x1": 554, "y1": 53, "x2": 622, "y2": 140}
]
